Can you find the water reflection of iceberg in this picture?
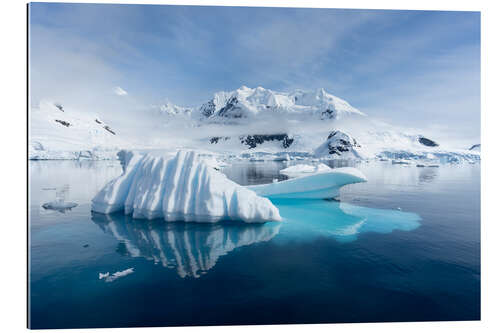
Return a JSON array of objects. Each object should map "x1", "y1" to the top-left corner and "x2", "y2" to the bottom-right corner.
[
  {"x1": 272, "y1": 199, "x2": 421, "y2": 243},
  {"x1": 91, "y1": 213, "x2": 281, "y2": 278}
]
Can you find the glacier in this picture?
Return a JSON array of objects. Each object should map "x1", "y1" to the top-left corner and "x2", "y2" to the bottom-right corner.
[
  {"x1": 247, "y1": 167, "x2": 367, "y2": 199},
  {"x1": 91, "y1": 150, "x2": 282, "y2": 223}
]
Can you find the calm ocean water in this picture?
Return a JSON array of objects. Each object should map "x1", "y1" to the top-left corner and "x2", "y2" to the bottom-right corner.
[{"x1": 28, "y1": 160, "x2": 480, "y2": 328}]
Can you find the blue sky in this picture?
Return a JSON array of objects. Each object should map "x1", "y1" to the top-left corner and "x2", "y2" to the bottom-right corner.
[{"x1": 29, "y1": 3, "x2": 480, "y2": 143}]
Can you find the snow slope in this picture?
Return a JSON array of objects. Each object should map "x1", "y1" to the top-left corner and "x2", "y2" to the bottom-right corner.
[
  {"x1": 29, "y1": 100, "x2": 126, "y2": 160},
  {"x1": 92, "y1": 150, "x2": 282, "y2": 223}
]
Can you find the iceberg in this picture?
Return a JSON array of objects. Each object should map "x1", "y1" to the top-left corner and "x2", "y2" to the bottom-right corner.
[
  {"x1": 247, "y1": 167, "x2": 367, "y2": 199},
  {"x1": 91, "y1": 150, "x2": 282, "y2": 223},
  {"x1": 279, "y1": 163, "x2": 331, "y2": 178},
  {"x1": 42, "y1": 200, "x2": 78, "y2": 213},
  {"x1": 98, "y1": 268, "x2": 135, "y2": 282}
]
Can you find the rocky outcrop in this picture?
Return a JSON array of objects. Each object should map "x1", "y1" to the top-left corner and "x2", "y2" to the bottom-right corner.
[
  {"x1": 200, "y1": 99, "x2": 216, "y2": 118},
  {"x1": 217, "y1": 96, "x2": 244, "y2": 118},
  {"x1": 240, "y1": 134, "x2": 294, "y2": 149},
  {"x1": 469, "y1": 144, "x2": 481, "y2": 151},
  {"x1": 54, "y1": 103, "x2": 64, "y2": 112},
  {"x1": 314, "y1": 130, "x2": 361, "y2": 158},
  {"x1": 208, "y1": 133, "x2": 294, "y2": 149},
  {"x1": 418, "y1": 136, "x2": 439, "y2": 147},
  {"x1": 321, "y1": 108, "x2": 336, "y2": 119},
  {"x1": 55, "y1": 119, "x2": 71, "y2": 127},
  {"x1": 209, "y1": 136, "x2": 230, "y2": 144},
  {"x1": 104, "y1": 125, "x2": 116, "y2": 135}
]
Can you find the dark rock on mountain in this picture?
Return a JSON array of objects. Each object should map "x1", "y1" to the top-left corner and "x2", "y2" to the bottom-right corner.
[
  {"x1": 321, "y1": 108, "x2": 336, "y2": 119},
  {"x1": 209, "y1": 136, "x2": 230, "y2": 144},
  {"x1": 55, "y1": 119, "x2": 71, "y2": 127},
  {"x1": 240, "y1": 134, "x2": 294, "y2": 149},
  {"x1": 315, "y1": 130, "x2": 360, "y2": 156},
  {"x1": 217, "y1": 96, "x2": 244, "y2": 118},
  {"x1": 104, "y1": 125, "x2": 116, "y2": 135},
  {"x1": 54, "y1": 103, "x2": 64, "y2": 112},
  {"x1": 200, "y1": 100, "x2": 216, "y2": 118},
  {"x1": 469, "y1": 144, "x2": 481, "y2": 151},
  {"x1": 418, "y1": 136, "x2": 439, "y2": 147}
]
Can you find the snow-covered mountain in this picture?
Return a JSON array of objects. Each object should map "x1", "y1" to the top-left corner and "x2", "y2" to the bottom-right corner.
[
  {"x1": 29, "y1": 100, "x2": 126, "y2": 160},
  {"x1": 28, "y1": 86, "x2": 480, "y2": 163},
  {"x1": 195, "y1": 86, "x2": 364, "y2": 122}
]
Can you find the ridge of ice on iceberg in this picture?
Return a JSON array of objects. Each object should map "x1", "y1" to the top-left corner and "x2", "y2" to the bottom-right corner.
[
  {"x1": 279, "y1": 163, "x2": 331, "y2": 178},
  {"x1": 247, "y1": 167, "x2": 367, "y2": 199},
  {"x1": 91, "y1": 150, "x2": 282, "y2": 223}
]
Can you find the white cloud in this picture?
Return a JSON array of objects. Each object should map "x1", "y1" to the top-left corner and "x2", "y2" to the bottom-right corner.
[{"x1": 113, "y1": 86, "x2": 128, "y2": 96}]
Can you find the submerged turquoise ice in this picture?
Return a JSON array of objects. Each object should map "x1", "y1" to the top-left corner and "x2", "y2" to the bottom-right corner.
[{"x1": 274, "y1": 199, "x2": 421, "y2": 243}]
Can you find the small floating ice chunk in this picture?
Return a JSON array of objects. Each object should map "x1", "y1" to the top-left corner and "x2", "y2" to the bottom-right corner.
[
  {"x1": 42, "y1": 200, "x2": 78, "y2": 212},
  {"x1": 99, "y1": 268, "x2": 134, "y2": 282},
  {"x1": 92, "y1": 150, "x2": 282, "y2": 223},
  {"x1": 279, "y1": 163, "x2": 331, "y2": 178},
  {"x1": 247, "y1": 167, "x2": 367, "y2": 199}
]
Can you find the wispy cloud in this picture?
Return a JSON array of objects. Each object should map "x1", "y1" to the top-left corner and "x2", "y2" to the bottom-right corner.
[{"x1": 113, "y1": 86, "x2": 128, "y2": 96}]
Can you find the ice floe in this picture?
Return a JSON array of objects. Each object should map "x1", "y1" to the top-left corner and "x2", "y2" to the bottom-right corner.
[
  {"x1": 99, "y1": 268, "x2": 134, "y2": 282},
  {"x1": 247, "y1": 167, "x2": 367, "y2": 199},
  {"x1": 42, "y1": 200, "x2": 78, "y2": 213}
]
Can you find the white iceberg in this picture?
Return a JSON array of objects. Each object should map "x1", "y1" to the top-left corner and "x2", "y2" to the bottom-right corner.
[
  {"x1": 91, "y1": 150, "x2": 282, "y2": 223},
  {"x1": 247, "y1": 167, "x2": 367, "y2": 199},
  {"x1": 42, "y1": 200, "x2": 78, "y2": 212},
  {"x1": 99, "y1": 268, "x2": 134, "y2": 282},
  {"x1": 279, "y1": 163, "x2": 331, "y2": 178}
]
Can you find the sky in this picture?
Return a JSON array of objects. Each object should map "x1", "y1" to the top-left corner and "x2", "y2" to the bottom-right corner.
[{"x1": 29, "y1": 2, "x2": 480, "y2": 145}]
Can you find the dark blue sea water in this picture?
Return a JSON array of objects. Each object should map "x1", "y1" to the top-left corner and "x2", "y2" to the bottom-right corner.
[{"x1": 28, "y1": 160, "x2": 480, "y2": 329}]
